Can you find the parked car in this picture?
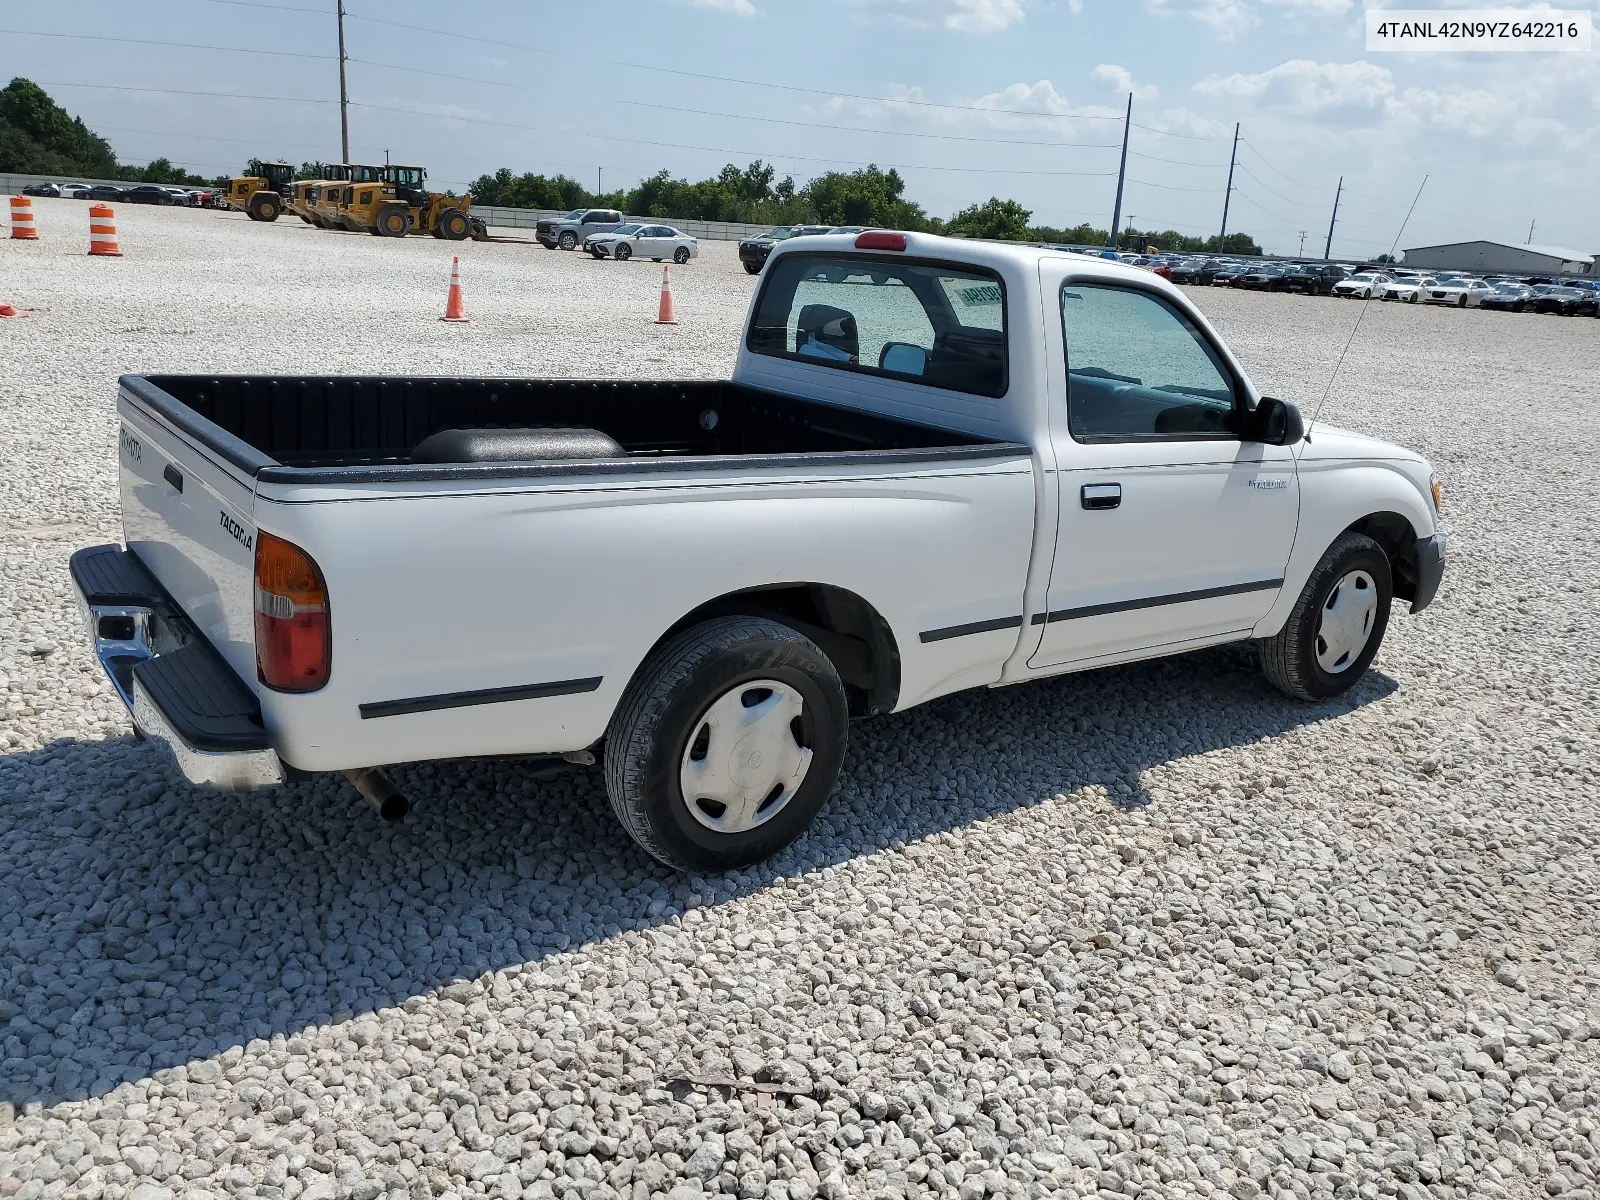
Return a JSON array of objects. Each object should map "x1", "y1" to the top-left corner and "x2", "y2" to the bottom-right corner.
[
  {"x1": 541, "y1": 208, "x2": 625, "y2": 251},
  {"x1": 122, "y1": 184, "x2": 182, "y2": 206},
  {"x1": 1379, "y1": 277, "x2": 1438, "y2": 303},
  {"x1": 1168, "y1": 259, "x2": 1220, "y2": 286},
  {"x1": 737, "y1": 225, "x2": 835, "y2": 274},
  {"x1": 1237, "y1": 265, "x2": 1291, "y2": 291},
  {"x1": 534, "y1": 210, "x2": 583, "y2": 249},
  {"x1": 585, "y1": 223, "x2": 699, "y2": 264},
  {"x1": 60, "y1": 183, "x2": 92, "y2": 200},
  {"x1": 22, "y1": 182, "x2": 62, "y2": 197},
  {"x1": 1283, "y1": 264, "x2": 1349, "y2": 295},
  {"x1": 87, "y1": 184, "x2": 126, "y2": 202},
  {"x1": 1529, "y1": 286, "x2": 1599, "y2": 316},
  {"x1": 1422, "y1": 279, "x2": 1495, "y2": 308},
  {"x1": 74, "y1": 232, "x2": 1444, "y2": 872},
  {"x1": 1479, "y1": 284, "x2": 1534, "y2": 312},
  {"x1": 1210, "y1": 262, "x2": 1253, "y2": 286},
  {"x1": 1332, "y1": 271, "x2": 1392, "y2": 299}
]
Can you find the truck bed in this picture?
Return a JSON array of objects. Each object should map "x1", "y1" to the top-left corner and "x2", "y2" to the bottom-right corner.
[{"x1": 123, "y1": 374, "x2": 1012, "y2": 481}]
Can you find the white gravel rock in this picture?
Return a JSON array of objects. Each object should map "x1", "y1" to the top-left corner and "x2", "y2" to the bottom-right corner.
[{"x1": 1, "y1": 202, "x2": 1598, "y2": 1200}]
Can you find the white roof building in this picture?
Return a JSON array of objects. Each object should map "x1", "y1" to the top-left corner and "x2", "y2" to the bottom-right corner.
[{"x1": 1401, "y1": 240, "x2": 1594, "y2": 276}]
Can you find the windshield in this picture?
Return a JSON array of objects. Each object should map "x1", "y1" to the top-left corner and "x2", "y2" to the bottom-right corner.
[
  {"x1": 612, "y1": 224, "x2": 642, "y2": 235},
  {"x1": 766, "y1": 227, "x2": 794, "y2": 239},
  {"x1": 1495, "y1": 285, "x2": 1528, "y2": 294}
]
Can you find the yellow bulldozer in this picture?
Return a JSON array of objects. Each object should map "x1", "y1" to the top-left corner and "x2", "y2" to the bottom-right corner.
[
  {"x1": 340, "y1": 165, "x2": 476, "y2": 240},
  {"x1": 287, "y1": 165, "x2": 351, "y2": 224},
  {"x1": 225, "y1": 161, "x2": 296, "y2": 222}
]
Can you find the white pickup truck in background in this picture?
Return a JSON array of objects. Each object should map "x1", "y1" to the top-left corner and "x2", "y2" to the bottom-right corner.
[{"x1": 73, "y1": 231, "x2": 1445, "y2": 871}]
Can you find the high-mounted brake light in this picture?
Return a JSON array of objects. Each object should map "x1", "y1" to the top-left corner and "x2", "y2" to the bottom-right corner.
[
  {"x1": 254, "y1": 532, "x2": 331, "y2": 692},
  {"x1": 855, "y1": 231, "x2": 907, "y2": 251}
]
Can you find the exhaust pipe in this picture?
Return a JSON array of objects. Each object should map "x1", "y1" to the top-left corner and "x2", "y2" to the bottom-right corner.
[{"x1": 343, "y1": 767, "x2": 409, "y2": 822}]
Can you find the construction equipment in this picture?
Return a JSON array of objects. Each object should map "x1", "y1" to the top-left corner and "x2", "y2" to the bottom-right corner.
[
  {"x1": 226, "y1": 161, "x2": 295, "y2": 222},
  {"x1": 287, "y1": 165, "x2": 351, "y2": 225},
  {"x1": 309, "y1": 165, "x2": 383, "y2": 230},
  {"x1": 340, "y1": 165, "x2": 475, "y2": 240}
]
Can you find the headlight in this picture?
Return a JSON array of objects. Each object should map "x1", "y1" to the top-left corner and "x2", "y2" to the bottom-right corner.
[{"x1": 1430, "y1": 475, "x2": 1443, "y2": 513}]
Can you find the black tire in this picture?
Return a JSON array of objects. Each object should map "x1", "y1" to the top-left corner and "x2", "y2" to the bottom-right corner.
[
  {"x1": 249, "y1": 194, "x2": 281, "y2": 222},
  {"x1": 674, "y1": 246, "x2": 691, "y2": 264},
  {"x1": 743, "y1": 262, "x2": 761, "y2": 275},
  {"x1": 614, "y1": 242, "x2": 632, "y2": 261},
  {"x1": 375, "y1": 204, "x2": 410, "y2": 237},
  {"x1": 437, "y1": 208, "x2": 471, "y2": 241},
  {"x1": 604, "y1": 617, "x2": 849, "y2": 872},
  {"x1": 559, "y1": 231, "x2": 578, "y2": 250},
  {"x1": 1260, "y1": 531, "x2": 1393, "y2": 701}
]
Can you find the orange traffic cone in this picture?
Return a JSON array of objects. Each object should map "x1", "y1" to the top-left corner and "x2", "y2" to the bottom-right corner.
[
  {"x1": 88, "y1": 204, "x2": 122, "y2": 257},
  {"x1": 655, "y1": 264, "x2": 677, "y2": 325},
  {"x1": 9, "y1": 195, "x2": 38, "y2": 240},
  {"x1": 440, "y1": 256, "x2": 468, "y2": 322}
]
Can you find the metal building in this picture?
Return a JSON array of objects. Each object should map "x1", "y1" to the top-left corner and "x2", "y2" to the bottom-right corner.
[{"x1": 1400, "y1": 240, "x2": 1594, "y2": 276}]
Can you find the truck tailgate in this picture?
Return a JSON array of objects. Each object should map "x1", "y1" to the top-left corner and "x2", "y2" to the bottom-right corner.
[{"x1": 117, "y1": 394, "x2": 259, "y2": 686}]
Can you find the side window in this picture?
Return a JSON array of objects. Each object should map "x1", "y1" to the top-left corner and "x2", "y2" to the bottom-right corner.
[{"x1": 1060, "y1": 284, "x2": 1239, "y2": 441}]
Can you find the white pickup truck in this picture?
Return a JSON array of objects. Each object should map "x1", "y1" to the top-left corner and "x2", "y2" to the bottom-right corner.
[{"x1": 73, "y1": 231, "x2": 1445, "y2": 871}]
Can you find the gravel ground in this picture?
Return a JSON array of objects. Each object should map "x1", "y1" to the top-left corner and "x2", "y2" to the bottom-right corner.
[{"x1": 2, "y1": 202, "x2": 1598, "y2": 1200}]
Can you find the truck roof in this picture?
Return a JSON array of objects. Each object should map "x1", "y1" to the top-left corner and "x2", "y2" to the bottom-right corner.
[{"x1": 764, "y1": 230, "x2": 1186, "y2": 298}]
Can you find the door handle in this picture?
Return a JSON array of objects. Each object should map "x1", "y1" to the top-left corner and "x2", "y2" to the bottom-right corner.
[
  {"x1": 1081, "y1": 483, "x2": 1121, "y2": 510},
  {"x1": 162, "y1": 464, "x2": 184, "y2": 493}
]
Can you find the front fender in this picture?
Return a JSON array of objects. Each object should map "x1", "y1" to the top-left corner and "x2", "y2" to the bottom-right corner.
[{"x1": 1254, "y1": 459, "x2": 1437, "y2": 638}]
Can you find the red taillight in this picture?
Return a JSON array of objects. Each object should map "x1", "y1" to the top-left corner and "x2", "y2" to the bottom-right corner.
[
  {"x1": 254, "y1": 532, "x2": 330, "y2": 692},
  {"x1": 855, "y1": 231, "x2": 907, "y2": 251}
]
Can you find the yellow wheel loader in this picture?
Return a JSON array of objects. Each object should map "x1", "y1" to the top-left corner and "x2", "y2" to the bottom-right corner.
[
  {"x1": 341, "y1": 165, "x2": 476, "y2": 240},
  {"x1": 287, "y1": 165, "x2": 352, "y2": 224},
  {"x1": 309, "y1": 165, "x2": 383, "y2": 230},
  {"x1": 226, "y1": 161, "x2": 295, "y2": 222}
]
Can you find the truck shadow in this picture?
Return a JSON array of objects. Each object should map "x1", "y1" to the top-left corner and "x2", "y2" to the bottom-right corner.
[{"x1": 0, "y1": 643, "x2": 1396, "y2": 1107}]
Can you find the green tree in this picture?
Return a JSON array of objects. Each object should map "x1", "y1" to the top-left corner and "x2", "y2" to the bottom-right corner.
[
  {"x1": 0, "y1": 77, "x2": 119, "y2": 176},
  {"x1": 801, "y1": 165, "x2": 929, "y2": 229},
  {"x1": 945, "y1": 197, "x2": 1033, "y2": 241},
  {"x1": 1031, "y1": 221, "x2": 1110, "y2": 245},
  {"x1": 1203, "y1": 232, "x2": 1262, "y2": 256}
]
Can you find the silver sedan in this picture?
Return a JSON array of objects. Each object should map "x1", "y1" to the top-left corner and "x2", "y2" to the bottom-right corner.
[{"x1": 585, "y1": 223, "x2": 699, "y2": 264}]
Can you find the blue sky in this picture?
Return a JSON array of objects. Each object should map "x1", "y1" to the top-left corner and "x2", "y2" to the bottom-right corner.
[{"x1": 4, "y1": 0, "x2": 1596, "y2": 257}]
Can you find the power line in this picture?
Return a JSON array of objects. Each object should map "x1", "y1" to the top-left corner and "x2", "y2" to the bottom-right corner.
[
  {"x1": 40, "y1": 80, "x2": 336, "y2": 104},
  {"x1": 0, "y1": 26, "x2": 333, "y2": 60},
  {"x1": 347, "y1": 57, "x2": 1125, "y2": 151},
  {"x1": 1131, "y1": 122, "x2": 1227, "y2": 143},
  {"x1": 184, "y1": 0, "x2": 329, "y2": 11},
  {"x1": 1236, "y1": 138, "x2": 1321, "y2": 190},
  {"x1": 1232, "y1": 163, "x2": 1318, "y2": 211}
]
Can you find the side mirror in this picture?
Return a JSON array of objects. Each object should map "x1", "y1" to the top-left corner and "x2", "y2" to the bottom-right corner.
[{"x1": 1249, "y1": 397, "x2": 1305, "y2": 446}]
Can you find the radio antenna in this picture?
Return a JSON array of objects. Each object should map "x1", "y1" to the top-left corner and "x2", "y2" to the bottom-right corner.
[{"x1": 1305, "y1": 175, "x2": 1428, "y2": 440}]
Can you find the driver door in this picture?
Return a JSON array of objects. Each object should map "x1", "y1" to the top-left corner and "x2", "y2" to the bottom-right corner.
[{"x1": 1031, "y1": 264, "x2": 1301, "y2": 670}]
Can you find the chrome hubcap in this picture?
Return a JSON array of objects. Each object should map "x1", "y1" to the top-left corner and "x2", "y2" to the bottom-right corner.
[
  {"x1": 680, "y1": 679, "x2": 812, "y2": 834},
  {"x1": 1316, "y1": 570, "x2": 1378, "y2": 673}
]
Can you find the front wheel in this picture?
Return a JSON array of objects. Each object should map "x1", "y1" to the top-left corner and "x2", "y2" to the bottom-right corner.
[
  {"x1": 436, "y1": 208, "x2": 471, "y2": 241},
  {"x1": 614, "y1": 242, "x2": 632, "y2": 261},
  {"x1": 375, "y1": 204, "x2": 410, "y2": 237},
  {"x1": 743, "y1": 262, "x2": 761, "y2": 275},
  {"x1": 558, "y1": 231, "x2": 578, "y2": 250},
  {"x1": 674, "y1": 246, "x2": 691, "y2": 264},
  {"x1": 1260, "y1": 531, "x2": 1392, "y2": 701},
  {"x1": 604, "y1": 617, "x2": 849, "y2": 872}
]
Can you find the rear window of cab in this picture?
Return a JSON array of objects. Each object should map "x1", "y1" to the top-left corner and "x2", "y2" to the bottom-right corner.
[{"x1": 746, "y1": 254, "x2": 1008, "y2": 398}]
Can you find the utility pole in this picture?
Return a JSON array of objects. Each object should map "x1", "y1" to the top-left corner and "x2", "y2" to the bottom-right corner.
[
  {"x1": 1298, "y1": 231, "x2": 1307, "y2": 257},
  {"x1": 1527, "y1": 219, "x2": 1535, "y2": 244},
  {"x1": 1107, "y1": 93, "x2": 1132, "y2": 250},
  {"x1": 1218, "y1": 121, "x2": 1239, "y2": 250},
  {"x1": 597, "y1": 167, "x2": 602, "y2": 199},
  {"x1": 1323, "y1": 175, "x2": 1342, "y2": 260},
  {"x1": 336, "y1": 0, "x2": 349, "y2": 163}
]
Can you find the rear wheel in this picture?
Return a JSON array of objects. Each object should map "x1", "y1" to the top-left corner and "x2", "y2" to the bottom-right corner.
[
  {"x1": 375, "y1": 204, "x2": 410, "y2": 237},
  {"x1": 1260, "y1": 531, "x2": 1392, "y2": 701},
  {"x1": 674, "y1": 246, "x2": 691, "y2": 264},
  {"x1": 604, "y1": 617, "x2": 849, "y2": 872},
  {"x1": 436, "y1": 208, "x2": 471, "y2": 241},
  {"x1": 614, "y1": 242, "x2": 632, "y2": 261}
]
